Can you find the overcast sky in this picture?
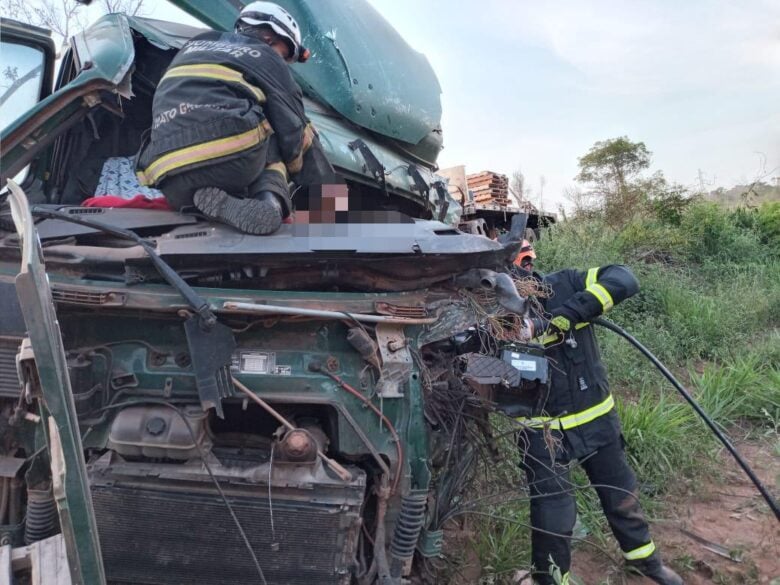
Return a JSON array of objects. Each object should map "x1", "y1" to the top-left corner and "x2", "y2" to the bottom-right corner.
[
  {"x1": 79, "y1": 1, "x2": 780, "y2": 209},
  {"x1": 364, "y1": 0, "x2": 780, "y2": 210}
]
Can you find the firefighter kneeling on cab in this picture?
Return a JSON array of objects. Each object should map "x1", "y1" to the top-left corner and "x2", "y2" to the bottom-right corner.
[
  {"x1": 513, "y1": 243, "x2": 683, "y2": 585},
  {"x1": 136, "y1": 1, "x2": 333, "y2": 234}
]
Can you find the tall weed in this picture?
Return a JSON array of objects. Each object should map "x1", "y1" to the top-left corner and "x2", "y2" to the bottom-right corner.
[
  {"x1": 691, "y1": 343, "x2": 780, "y2": 429},
  {"x1": 473, "y1": 504, "x2": 532, "y2": 579},
  {"x1": 617, "y1": 392, "x2": 704, "y2": 490}
]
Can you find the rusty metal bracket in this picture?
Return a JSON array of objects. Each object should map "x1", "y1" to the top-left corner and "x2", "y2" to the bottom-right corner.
[
  {"x1": 15, "y1": 337, "x2": 39, "y2": 402},
  {"x1": 375, "y1": 323, "x2": 412, "y2": 398}
]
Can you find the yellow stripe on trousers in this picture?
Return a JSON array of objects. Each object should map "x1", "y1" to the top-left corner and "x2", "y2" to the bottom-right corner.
[
  {"x1": 623, "y1": 541, "x2": 656, "y2": 560},
  {"x1": 516, "y1": 394, "x2": 615, "y2": 430}
]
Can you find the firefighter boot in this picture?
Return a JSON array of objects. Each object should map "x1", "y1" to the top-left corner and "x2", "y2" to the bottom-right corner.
[
  {"x1": 626, "y1": 554, "x2": 683, "y2": 585},
  {"x1": 194, "y1": 187, "x2": 282, "y2": 235}
]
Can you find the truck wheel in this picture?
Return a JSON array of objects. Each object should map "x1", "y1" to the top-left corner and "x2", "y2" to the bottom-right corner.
[{"x1": 524, "y1": 228, "x2": 538, "y2": 242}]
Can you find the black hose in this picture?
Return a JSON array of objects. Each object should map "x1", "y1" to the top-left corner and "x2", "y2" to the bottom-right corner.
[{"x1": 594, "y1": 317, "x2": 780, "y2": 521}]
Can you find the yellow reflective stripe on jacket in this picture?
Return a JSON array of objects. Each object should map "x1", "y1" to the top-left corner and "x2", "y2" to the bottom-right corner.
[
  {"x1": 137, "y1": 122, "x2": 272, "y2": 185},
  {"x1": 586, "y1": 282, "x2": 614, "y2": 311},
  {"x1": 285, "y1": 123, "x2": 316, "y2": 174},
  {"x1": 265, "y1": 161, "x2": 288, "y2": 181},
  {"x1": 585, "y1": 267, "x2": 614, "y2": 311},
  {"x1": 161, "y1": 64, "x2": 266, "y2": 103},
  {"x1": 302, "y1": 123, "x2": 315, "y2": 152},
  {"x1": 287, "y1": 156, "x2": 303, "y2": 174},
  {"x1": 623, "y1": 541, "x2": 656, "y2": 560},
  {"x1": 516, "y1": 394, "x2": 615, "y2": 430},
  {"x1": 586, "y1": 267, "x2": 599, "y2": 288}
]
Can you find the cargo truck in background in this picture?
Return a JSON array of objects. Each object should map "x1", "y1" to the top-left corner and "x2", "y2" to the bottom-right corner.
[{"x1": 439, "y1": 165, "x2": 557, "y2": 241}]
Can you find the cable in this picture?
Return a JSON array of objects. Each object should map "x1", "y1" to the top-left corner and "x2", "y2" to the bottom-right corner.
[
  {"x1": 99, "y1": 400, "x2": 268, "y2": 584},
  {"x1": 594, "y1": 317, "x2": 780, "y2": 521},
  {"x1": 309, "y1": 364, "x2": 404, "y2": 495},
  {"x1": 268, "y1": 442, "x2": 277, "y2": 549}
]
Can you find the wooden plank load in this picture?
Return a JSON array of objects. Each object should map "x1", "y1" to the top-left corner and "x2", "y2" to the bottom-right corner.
[{"x1": 467, "y1": 171, "x2": 510, "y2": 205}]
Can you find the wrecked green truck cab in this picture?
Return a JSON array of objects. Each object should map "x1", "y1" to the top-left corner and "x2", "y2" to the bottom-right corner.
[{"x1": 0, "y1": 3, "x2": 531, "y2": 584}]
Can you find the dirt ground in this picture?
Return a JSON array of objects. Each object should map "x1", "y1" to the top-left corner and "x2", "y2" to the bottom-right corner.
[{"x1": 570, "y1": 440, "x2": 779, "y2": 585}]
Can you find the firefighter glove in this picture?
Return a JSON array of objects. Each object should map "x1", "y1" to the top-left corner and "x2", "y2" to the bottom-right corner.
[
  {"x1": 530, "y1": 315, "x2": 572, "y2": 336},
  {"x1": 550, "y1": 315, "x2": 572, "y2": 332}
]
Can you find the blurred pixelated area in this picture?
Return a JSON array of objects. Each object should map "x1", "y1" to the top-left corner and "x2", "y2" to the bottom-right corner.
[{"x1": 294, "y1": 184, "x2": 415, "y2": 225}]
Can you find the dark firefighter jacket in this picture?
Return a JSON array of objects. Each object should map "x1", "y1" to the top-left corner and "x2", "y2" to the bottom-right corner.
[
  {"x1": 136, "y1": 31, "x2": 333, "y2": 187},
  {"x1": 519, "y1": 265, "x2": 640, "y2": 457}
]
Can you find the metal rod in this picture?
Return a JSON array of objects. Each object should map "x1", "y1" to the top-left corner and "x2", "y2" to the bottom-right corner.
[
  {"x1": 0, "y1": 478, "x2": 8, "y2": 525},
  {"x1": 231, "y1": 377, "x2": 354, "y2": 482},
  {"x1": 222, "y1": 302, "x2": 437, "y2": 324},
  {"x1": 8, "y1": 478, "x2": 22, "y2": 525}
]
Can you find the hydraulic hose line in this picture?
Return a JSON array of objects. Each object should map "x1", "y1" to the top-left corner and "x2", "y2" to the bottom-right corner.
[{"x1": 594, "y1": 317, "x2": 780, "y2": 522}]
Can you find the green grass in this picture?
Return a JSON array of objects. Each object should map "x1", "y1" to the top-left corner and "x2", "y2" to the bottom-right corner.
[
  {"x1": 473, "y1": 504, "x2": 532, "y2": 579},
  {"x1": 617, "y1": 391, "x2": 702, "y2": 489},
  {"x1": 692, "y1": 342, "x2": 780, "y2": 431}
]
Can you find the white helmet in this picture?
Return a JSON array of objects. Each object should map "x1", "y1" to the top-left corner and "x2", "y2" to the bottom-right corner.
[{"x1": 236, "y1": 1, "x2": 309, "y2": 62}]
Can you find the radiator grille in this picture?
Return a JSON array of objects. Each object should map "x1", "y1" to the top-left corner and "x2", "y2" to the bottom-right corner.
[
  {"x1": 174, "y1": 230, "x2": 209, "y2": 240},
  {"x1": 374, "y1": 302, "x2": 428, "y2": 319},
  {"x1": 93, "y1": 482, "x2": 360, "y2": 585},
  {"x1": 0, "y1": 338, "x2": 21, "y2": 397},
  {"x1": 66, "y1": 207, "x2": 105, "y2": 215},
  {"x1": 51, "y1": 289, "x2": 125, "y2": 306}
]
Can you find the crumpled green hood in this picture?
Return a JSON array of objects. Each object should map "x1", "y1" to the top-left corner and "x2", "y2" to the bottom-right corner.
[{"x1": 169, "y1": 0, "x2": 443, "y2": 162}]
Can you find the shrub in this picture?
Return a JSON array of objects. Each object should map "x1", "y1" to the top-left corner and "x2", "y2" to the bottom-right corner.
[
  {"x1": 535, "y1": 219, "x2": 623, "y2": 271},
  {"x1": 614, "y1": 218, "x2": 686, "y2": 260},
  {"x1": 648, "y1": 182, "x2": 697, "y2": 227},
  {"x1": 678, "y1": 202, "x2": 765, "y2": 263},
  {"x1": 756, "y1": 201, "x2": 780, "y2": 248}
]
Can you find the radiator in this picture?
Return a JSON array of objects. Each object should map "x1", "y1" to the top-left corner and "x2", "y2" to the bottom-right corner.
[{"x1": 89, "y1": 458, "x2": 365, "y2": 585}]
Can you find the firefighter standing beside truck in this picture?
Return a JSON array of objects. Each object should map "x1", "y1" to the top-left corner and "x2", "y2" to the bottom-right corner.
[
  {"x1": 514, "y1": 243, "x2": 683, "y2": 585},
  {"x1": 136, "y1": 1, "x2": 334, "y2": 234}
]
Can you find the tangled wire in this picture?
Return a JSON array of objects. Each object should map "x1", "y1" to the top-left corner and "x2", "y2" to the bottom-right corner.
[{"x1": 461, "y1": 274, "x2": 553, "y2": 348}]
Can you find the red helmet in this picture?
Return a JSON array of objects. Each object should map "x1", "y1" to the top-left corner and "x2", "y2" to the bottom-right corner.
[{"x1": 513, "y1": 239, "x2": 536, "y2": 268}]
